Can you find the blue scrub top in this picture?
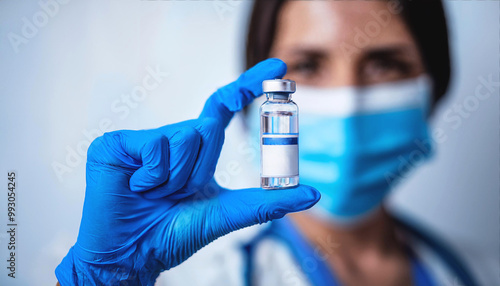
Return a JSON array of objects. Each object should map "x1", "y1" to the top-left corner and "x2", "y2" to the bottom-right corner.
[{"x1": 243, "y1": 215, "x2": 477, "y2": 286}]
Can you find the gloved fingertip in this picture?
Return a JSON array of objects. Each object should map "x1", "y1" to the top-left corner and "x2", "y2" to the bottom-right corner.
[
  {"x1": 296, "y1": 184, "x2": 321, "y2": 206},
  {"x1": 248, "y1": 58, "x2": 287, "y2": 81},
  {"x1": 264, "y1": 58, "x2": 288, "y2": 78},
  {"x1": 129, "y1": 180, "x2": 144, "y2": 193},
  {"x1": 267, "y1": 184, "x2": 321, "y2": 217},
  {"x1": 129, "y1": 176, "x2": 150, "y2": 193},
  {"x1": 129, "y1": 167, "x2": 169, "y2": 194}
]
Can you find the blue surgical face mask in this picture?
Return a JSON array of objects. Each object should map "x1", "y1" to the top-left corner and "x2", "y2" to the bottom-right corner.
[
  {"x1": 248, "y1": 75, "x2": 434, "y2": 225},
  {"x1": 293, "y1": 75, "x2": 434, "y2": 225}
]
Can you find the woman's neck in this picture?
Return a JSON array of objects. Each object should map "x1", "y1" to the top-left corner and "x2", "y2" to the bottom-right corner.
[
  {"x1": 289, "y1": 207, "x2": 411, "y2": 286},
  {"x1": 290, "y1": 207, "x2": 398, "y2": 253}
]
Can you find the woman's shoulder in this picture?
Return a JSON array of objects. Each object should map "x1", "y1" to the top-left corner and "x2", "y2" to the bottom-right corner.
[{"x1": 391, "y1": 212, "x2": 493, "y2": 286}]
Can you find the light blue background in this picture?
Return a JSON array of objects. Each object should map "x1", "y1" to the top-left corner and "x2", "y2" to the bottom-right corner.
[{"x1": 0, "y1": 0, "x2": 498, "y2": 285}]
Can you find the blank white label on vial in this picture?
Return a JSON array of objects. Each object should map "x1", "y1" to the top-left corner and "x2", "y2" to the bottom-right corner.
[{"x1": 261, "y1": 134, "x2": 298, "y2": 177}]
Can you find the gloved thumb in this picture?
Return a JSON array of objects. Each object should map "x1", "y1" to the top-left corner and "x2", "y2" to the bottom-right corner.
[{"x1": 217, "y1": 185, "x2": 321, "y2": 230}]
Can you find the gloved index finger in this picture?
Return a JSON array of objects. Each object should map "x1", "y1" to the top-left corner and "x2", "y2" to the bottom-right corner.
[{"x1": 199, "y1": 58, "x2": 287, "y2": 128}]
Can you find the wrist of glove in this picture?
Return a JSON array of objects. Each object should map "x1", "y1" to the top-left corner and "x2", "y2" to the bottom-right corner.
[{"x1": 56, "y1": 243, "x2": 161, "y2": 286}]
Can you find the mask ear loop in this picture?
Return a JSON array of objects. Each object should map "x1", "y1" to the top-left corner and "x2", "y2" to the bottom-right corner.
[
  {"x1": 414, "y1": 74, "x2": 435, "y2": 162},
  {"x1": 419, "y1": 75, "x2": 434, "y2": 118}
]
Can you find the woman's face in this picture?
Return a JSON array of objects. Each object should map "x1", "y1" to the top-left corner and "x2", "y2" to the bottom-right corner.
[{"x1": 270, "y1": 1, "x2": 425, "y2": 87}]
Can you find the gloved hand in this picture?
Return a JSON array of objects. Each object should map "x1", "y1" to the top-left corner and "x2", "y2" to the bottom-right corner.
[{"x1": 55, "y1": 58, "x2": 320, "y2": 286}]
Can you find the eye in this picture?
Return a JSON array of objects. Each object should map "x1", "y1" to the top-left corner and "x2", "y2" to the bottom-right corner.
[
  {"x1": 360, "y1": 55, "x2": 417, "y2": 84},
  {"x1": 288, "y1": 58, "x2": 321, "y2": 79},
  {"x1": 366, "y1": 58, "x2": 410, "y2": 75}
]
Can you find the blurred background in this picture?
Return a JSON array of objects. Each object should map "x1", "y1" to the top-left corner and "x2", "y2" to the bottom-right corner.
[{"x1": 0, "y1": 0, "x2": 498, "y2": 285}]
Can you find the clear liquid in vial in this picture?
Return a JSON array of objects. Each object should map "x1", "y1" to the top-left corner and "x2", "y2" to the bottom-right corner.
[{"x1": 260, "y1": 110, "x2": 299, "y2": 189}]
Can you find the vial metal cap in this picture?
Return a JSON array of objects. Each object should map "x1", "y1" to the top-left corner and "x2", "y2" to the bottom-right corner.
[{"x1": 262, "y1": 79, "x2": 296, "y2": 93}]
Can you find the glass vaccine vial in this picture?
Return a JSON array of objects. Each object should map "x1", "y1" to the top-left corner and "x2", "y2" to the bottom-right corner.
[{"x1": 260, "y1": 79, "x2": 299, "y2": 189}]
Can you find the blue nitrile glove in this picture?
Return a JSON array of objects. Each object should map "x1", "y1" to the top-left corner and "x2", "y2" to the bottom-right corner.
[{"x1": 55, "y1": 58, "x2": 320, "y2": 286}]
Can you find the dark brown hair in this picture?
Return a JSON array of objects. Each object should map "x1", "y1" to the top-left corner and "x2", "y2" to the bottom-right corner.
[{"x1": 245, "y1": 0, "x2": 451, "y2": 108}]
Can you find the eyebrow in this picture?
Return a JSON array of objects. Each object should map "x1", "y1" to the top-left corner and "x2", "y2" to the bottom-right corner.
[
  {"x1": 361, "y1": 44, "x2": 418, "y2": 60},
  {"x1": 281, "y1": 46, "x2": 327, "y2": 57},
  {"x1": 278, "y1": 44, "x2": 417, "y2": 59}
]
